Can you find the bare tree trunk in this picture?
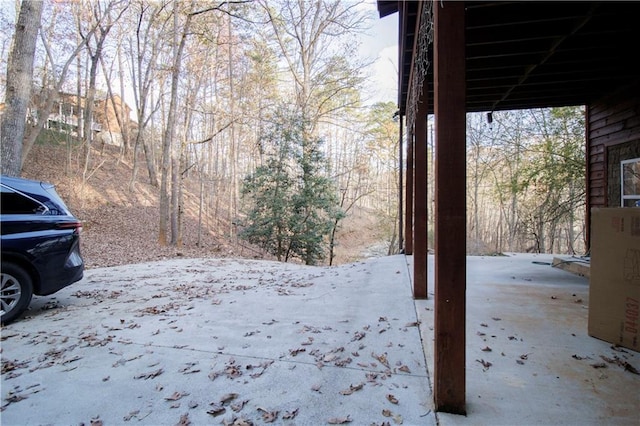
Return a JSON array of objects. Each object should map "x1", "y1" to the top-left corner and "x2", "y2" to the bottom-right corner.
[
  {"x1": 1, "y1": 0, "x2": 43, "y2": 176},
  {"x1": 170, "y1": 155, "x2": 180, "y2": 245},
  {"x1": 160, "y1": 3, "x2": 192, "y2": 245}
]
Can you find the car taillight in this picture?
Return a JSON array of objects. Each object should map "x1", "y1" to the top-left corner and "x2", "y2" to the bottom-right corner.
[{"x1": 57, "y1": 221, "x2": 83, "y2": 235}]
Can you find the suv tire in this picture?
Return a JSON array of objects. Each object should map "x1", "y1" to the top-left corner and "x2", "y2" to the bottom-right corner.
[{"x1": 1, "y1": 262, "x2": 34, "y2": 324}]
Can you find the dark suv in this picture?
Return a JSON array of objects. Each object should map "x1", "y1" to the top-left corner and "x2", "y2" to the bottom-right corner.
[{"x1": 1, "y1": 175, "x2": 84, "y2": 324}]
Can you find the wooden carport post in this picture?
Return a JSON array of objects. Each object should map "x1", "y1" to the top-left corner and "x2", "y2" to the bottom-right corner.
[
  {"x1": 413, "y1": 95, "x2": 429, "y2": 299},
  {"x1": 433, "y1": 0, "x2": 466, "y2": 414},
  {"x1": 405, "y1": 125, "x2": 414, "y2": 255},
  {"x1": 398, "y1": 116, "x2": 404, "y2": 253}
]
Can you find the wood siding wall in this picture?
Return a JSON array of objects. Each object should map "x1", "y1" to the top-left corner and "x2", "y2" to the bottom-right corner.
[{"x1": 586, "y1": 83, "x2": 640, "y2": 247}]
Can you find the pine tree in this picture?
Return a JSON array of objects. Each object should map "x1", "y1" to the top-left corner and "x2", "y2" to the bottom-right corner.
[{"x1": 240, "y1": 110, "x2": 343, "y2": 265}]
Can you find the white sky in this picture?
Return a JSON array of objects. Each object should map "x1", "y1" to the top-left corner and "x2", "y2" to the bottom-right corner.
[{"x1": 361, "y1": 3, "x2": 399, "y2": 105}]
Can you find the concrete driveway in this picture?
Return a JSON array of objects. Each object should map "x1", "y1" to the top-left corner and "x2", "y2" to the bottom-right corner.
[
  {"x1": 1, "y1": 256, "x2": 434, "y2": 425},
  {"x1": 2, "y1": 253, "x2": 638, "y2": 425}
]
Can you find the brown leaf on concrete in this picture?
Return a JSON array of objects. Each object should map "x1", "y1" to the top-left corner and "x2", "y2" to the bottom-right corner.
[
  {"x1": 165, "y1": 391, "x2": 189, "y2": 401},
  {"x1": 372, "y1": 352, "x2": 390, "y2": 368},
  {"x1": 231, "y1": 400, "x2": 248, "y2": 412},
  {"x1": 476, "y1": 359, "x2": 492, "y2": 371},
  {"x1": 175, "y1": 413, "x2": 190, "y2": 426},
  {"x1": 134, "y1": 368, "x2": 164, "y2": 379},
  {"x1": 207, "y1": 404, "x2": 226, "y2": 416},
  {"x1": 624, "y1": 363, "x2": 639, "y2": 375},
  {"x1": 289, "y1": 348, "x2": 306, "y2": 356},
  {"x1": 339, "y1": 383, "x2": 364, "y2": 395},
  {"x1": 225, "y1": 365, "x2": 242, "y2": 379},
  {"x1": 123, "y1": 410, "x2": 140, "y2": 421},
  {"x1": 220, "y1": 393, "x2": 239, "y2": 404},
  {"x1": 179, "y1": 362, "x2": 200, "y2": 374},
  {"x1": 334, "y1": 357, "x2": 353, "y2": 367},
  {"x1": 397, "y1": 365, "x2": 411, "y2": 373},
  {"x1": 351, "y1": 331, "x2": 366, "y2": 341},
  {"x1": 328, "y1": 415, "x2": 352, "y2": 424},
  {"x1": 257, "y1": 407, "x2": 278, "y2": 423},
  {"x1": 283, "y1": 408, "x2": 299, "y2": 419},
  {"x1": 386, "y1": 394, "x2": 399, "y2": 404},
  {"x1": 600, "y1": 355, "x2": 639, "y2": 374}
]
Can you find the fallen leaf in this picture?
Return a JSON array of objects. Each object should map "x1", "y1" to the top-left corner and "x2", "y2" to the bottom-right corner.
[
  {"x1": 340, "y1": 383, "x2": 364, "y2": 395},
  {"x1": 289, "y1": 348, "x2": 306, "y2": 356},
  {"x1": 134, "y1": 368, "x2": 164, "y2": 380},
  {"x1": 123, "y1": 410, "x2": 140, "y2": 421},
  {"x1": 476, "y1": 359, "x2": 492, "y2": 371},
  {"x1": 624, "y1": 363, "x2": 639, "y2": 375},
  {"x1": 207, "y1": 404, "x2": 226, "y2": 416},
  {"x1": 231, "y1": 400, "x2": 248, "y2": 412},
  {"x1": 328, "y1": 415, "x2": 352, "y2": 424},
  {"x1": 165, "y1": 391, "x2": 189, "y2": 401},
  {"x1": 220, "y1": 393, "x2": 239, "y2": 404},
  {"x1": 382, "y1": 409, "x2": 393, "y2": 417},
  {"x1": 351, "y1": 331, "x2": 366, "y2": 341},
  {"x1": 397, "y1": 365, "x2": 411, "y2": 373},
  {"x1": 257, "y1": 407, "x2": 278, "y2": 423},
  {"x1": 386, "y1": 394, "x2": 399, "y2": 404},
  {"x1": 481, "y1": 346, "x2": 492, "y2": 352},
  {"x1": 176, "y1": 413, "x2": 190, "y2": 426},
  {"x1": 372, "y1": 352, "x2": 390, "y2": 368},
  {"x1": 283, "y1": 408, "x2": 299, "y2": 419}
]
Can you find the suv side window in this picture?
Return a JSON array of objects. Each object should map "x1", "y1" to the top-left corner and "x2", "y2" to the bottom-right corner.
[{"x1": 1, "y1": 186, "x2": 47, "y2": 214}]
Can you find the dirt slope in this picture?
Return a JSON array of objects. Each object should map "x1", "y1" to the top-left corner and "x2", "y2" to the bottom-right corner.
[{"x1": 21, "y1": 143, "x2": 388, "y2": 269}]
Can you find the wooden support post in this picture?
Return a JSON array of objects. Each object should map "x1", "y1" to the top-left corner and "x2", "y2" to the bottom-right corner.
[
  {"x1": 433, "y1": 0, "x2": 466, "y2": 414},
  {"x1": 405, "y1": 125, "x2": 414, "y2": 255},
  {"x1": 413, "y1": 96, "x2": 429, "y2": 299},
  {"x1": 398, "y1": 117, "x2": 404, "y2": 253}
]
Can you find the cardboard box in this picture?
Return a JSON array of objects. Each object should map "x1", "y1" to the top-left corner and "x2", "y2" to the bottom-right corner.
[{"x1": 589, "y1": 208, "x2": 640, "y2": 352}]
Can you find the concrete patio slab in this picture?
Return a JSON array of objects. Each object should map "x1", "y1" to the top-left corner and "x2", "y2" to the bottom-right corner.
[
  {"x1": 2, "y1": 253, "x2": 638, "y2": 425},
  {"x1": 1, "y1": 256, "x2": 434, "y2": 425},
  {"x1": 413, "y1": 253, "x2": 639, "y2": 426}
]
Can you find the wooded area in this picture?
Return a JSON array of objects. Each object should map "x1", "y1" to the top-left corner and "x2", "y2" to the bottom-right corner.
[{"x1": 0, "y1": 0, "x2": 587, "y2": 264}]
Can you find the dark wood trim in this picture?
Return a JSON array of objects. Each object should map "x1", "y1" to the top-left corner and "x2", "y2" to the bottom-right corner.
[{"x1": 433, "y1": 0, "x2": 466, "y2": 415}]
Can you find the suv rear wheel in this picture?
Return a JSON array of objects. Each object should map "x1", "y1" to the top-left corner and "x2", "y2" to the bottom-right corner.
[{"x1": 1, "y1": 262, "x2": 33, "y2": 324}]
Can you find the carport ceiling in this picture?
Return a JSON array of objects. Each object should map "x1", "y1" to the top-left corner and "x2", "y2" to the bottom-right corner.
[{"x1": 378, "y1": 1, "x2": 640, "y2": 115}]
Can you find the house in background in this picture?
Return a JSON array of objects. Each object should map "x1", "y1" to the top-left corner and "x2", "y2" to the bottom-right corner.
[
  {"x1": 378, "y1": 0, "x2": 640, "y2": 414},
  {"x1": 31, "y1": 88, "x2": 134, "y2": 148}
]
